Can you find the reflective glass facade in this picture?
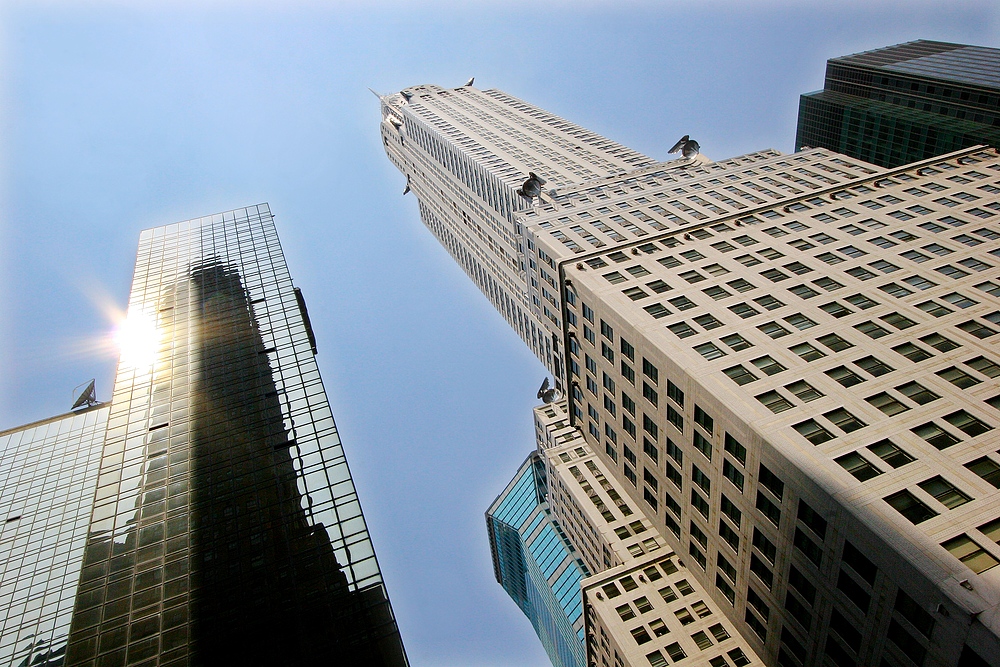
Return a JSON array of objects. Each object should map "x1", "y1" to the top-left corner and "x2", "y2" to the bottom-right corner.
[
  {"x1": 487, "y1": 454, "x2": 587, "y2": 667},
  {"x1": 48, "y1": 204, "x2": 406, "y2": 667},
  {"x1": 0, "y1": 405, "x2": 110, "y2": 667},
  {"x1": 796, "y1": 40, "x2": 1000, "y2": 167}
]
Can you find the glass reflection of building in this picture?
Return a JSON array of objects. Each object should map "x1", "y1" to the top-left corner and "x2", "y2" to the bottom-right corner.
[
  {"x1": 486, "y1": 453, "x2": 588, "y2": 667},
  {"x1": 0, "y1": 203, "x2": 407, "y2": 667},
  {"x1": 0, "y1": 405, "x2": 109, "y2": 667}
]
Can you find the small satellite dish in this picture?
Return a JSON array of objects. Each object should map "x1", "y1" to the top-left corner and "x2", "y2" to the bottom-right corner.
[{"x1": 71, "y1": 380, "x2": 97, "y2": 411}]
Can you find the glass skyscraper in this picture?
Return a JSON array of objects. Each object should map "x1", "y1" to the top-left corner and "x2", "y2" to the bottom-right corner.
[
  {"x1": 0, "y1": 204, "x2": 407, "y2": 667},
  {"x1": 796, "y1": 40, "x2": 1000, "y2": 168},
  {"x1": 487, "y1": 453, "x2": 588, "y2": 667}
]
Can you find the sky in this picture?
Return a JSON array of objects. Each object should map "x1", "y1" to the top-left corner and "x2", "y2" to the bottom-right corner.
[{"x1": 0, "y1": 1, "x2": 997, "y2": 665}]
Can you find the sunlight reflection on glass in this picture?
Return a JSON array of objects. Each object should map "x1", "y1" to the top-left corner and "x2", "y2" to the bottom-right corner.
[{"x1": 114, "y1": 309, "x2": 158, "y2": 369}]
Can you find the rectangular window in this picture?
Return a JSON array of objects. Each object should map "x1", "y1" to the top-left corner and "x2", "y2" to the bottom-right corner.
[
  {"x1": 868, "y1": 439, "x2": 914, "y2": 467},
  {"x1": 667, "y1": 405, "x2": 683, "y2": 432},
  {"x1": 835, "y1": 451, "x2": 882, "y2": 481},
  {"x1": 824, "y1": 407, "x2": 866, "y2": 433},
  {"x1": 919, "y1": 475, "x2": 971, "y2": 509},
  {"x1": 756, "y1": 491, "x2": 781, "y2": 527},
  {"x1": 721, "y1": 494, "x2": 741, "y2": 527},
  {"x1": 642, "y1": 359, "x2": 659, "y2": 384},
  {"x1": 885, "y1": 490, "x2": 938, "y2": 524},
  {"x1": 793, "y1": 527, "x2": 822, "y2": 566},
  {"x1": 691, "y1": 489, "x2": 709, "y2": 519},
  {"x1": 694, "y1": 432, "x2": 712, "y2": 461},
  {"x1": 724, "y1": 433, "x2": 746, "y2": 465},
  {"x1": 667, "y1": 380, "x2": 684, "y2": 407},
  {"x1": 642, "y1": 382, "x2": 658, "y2": 406},
  {"x1": 723, "y1": 365, "x2": 757, "y2": 385},
  {"x1": 941, "y1": 534, "x2": 999, "y2": 573}
]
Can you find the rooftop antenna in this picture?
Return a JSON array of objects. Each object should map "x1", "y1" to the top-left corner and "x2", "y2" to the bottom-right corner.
[{"x1": 71, "y1": 380, "x2": 98, "y2": 411}]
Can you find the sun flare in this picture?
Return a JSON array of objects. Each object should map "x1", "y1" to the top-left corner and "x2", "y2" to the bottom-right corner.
[{"x1": 114, "y1": 309, "x2": 159, "y2": 369}]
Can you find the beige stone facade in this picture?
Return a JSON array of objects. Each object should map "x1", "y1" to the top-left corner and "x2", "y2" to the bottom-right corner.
[{"x1": 382, "y1": 82, "x2": 1000, "y2": 667}]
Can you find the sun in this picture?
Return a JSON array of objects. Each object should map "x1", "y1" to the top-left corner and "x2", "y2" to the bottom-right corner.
[{"x1": 114, "y1": 309, "x2": 159, "y2": 369}]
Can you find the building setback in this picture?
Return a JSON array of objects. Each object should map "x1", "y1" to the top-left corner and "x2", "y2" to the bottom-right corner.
[
  {"x1": 0, "y1": 204, "x2": 408, "y2": 667},
  {"x1": 381, "y1": 82, "x2": 1000, "y2": 667},
  {"x1": 796, "y1": 40, "x2": 1000, "y2": 168}
]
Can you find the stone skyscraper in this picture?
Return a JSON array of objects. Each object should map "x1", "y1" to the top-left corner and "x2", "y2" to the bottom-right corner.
[
  {"x1": 382, "y1": 83, "x2": 1000, "y2": 667},
  {"x1": 0, "y1": 205, "x2": 408, "y2": 666}
]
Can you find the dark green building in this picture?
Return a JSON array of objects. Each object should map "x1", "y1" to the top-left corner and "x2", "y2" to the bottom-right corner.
[{"x1": 795, "y1": 40, "x2": 1000, "y2": 167}]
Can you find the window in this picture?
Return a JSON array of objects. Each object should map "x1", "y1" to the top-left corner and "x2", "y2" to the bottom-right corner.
[
  {"x1": 785, "y1": 313, "x2": 817, "y2": 330},
  {"x1": 891, "y1": 342, "x2": 933, "y2": 362},
  {"x1": 846, "y1": 266, "x2": 876, "y2": 280},
  {"x1": 866, "y1": 392, "x2": 909, "y2": 416},
  {"x1": 641, "y1": 382, "x2": 659, "y2": 407},
  {"x1": 836, "y1": 451, "x2": 882, "y2": 481},
  {"x1": 757, "y1": 491, "x2": 781, "y2": 526},
  {"x1": 919, "y1": 476, "x2": 972, "y2": 509},
  {"x1": 785, "y1": 380, "x2": 823, "y2": 402},
  {"x1": 754, "y1": 295, "x2": 784, "y2": 311},
  {"x1": 723, "y1": 365, "x2": 757, "y2": 385},
  {"x1": 844, "y1": 294, "x2": 876, "y2": 313},
  {"x1": 694, "y1": 432, "x2": 712, "y2": 460},
  {"x1": 813, "y1": 277, "x2": 844, "y2": 292},
  {"x1": 896, "y1": 381, "x2": 939, "y2": 404},
  {"x1": 936, "y1": 264, "x2": 971, "y2": 279},
  {"x1": 855, "y1": 356, "x2": 893, "y2": 376},
  {"x1": 820, "y1": 301, "x2": 853, "y2": 318},
  {"x1": 826, "y1": 365, "x2": 864, "y2": 387},
  {"x1": 762, "y1": 268, "x2": 790, "y2": 282},
  {"x1": 917, "y1": 299, "x2": 953, "y2": 317},
  {"x1": 720, "y1": 333, "x2": 752, "y2": 351},
  {"x1": 604, "y1": 271, "x2": 627, "y2": 284},
  {"x1": 944, "y1": 410, "x2": 993, "y2": 436},
  {"x1": 752, "y1": 356, "x2": 785, "y2": 375},
  {"x1": 667, "y1": 405, "x2": 683, "y2": 432},
  {"x1": 757, "y1": 390, "x2": 793, "y2": 413},
  {"x1": 965, "y1": 457, "x2": 1000, "y2": 488},
  {"x1": 870, "y1": 259, "x2": 900, "y2": 273},
  {"x1": 790, "y1": 343, "x2": 824, "y2": 361},
  {"x1": 793, "y1": 528, "x2": 822, "y2": 566},
  {"x1": 941, "y1": 535, "x2": 999, "y2": 574},
  {"x1": 817, "y1": 333, "x2": 852, "y2": 351},
  {"x1": 789, "y1": 284, "x2": 819, "y2": 299},
  {"x1": 642, "y1": 359, "x2": 658, "y2": 384},
  {"x1": 749, "y1": 554, "x2": 773, "y2": 589},
  {"x1": 901, "y1": 249, "x2": 930, "y2": 263},
  {"x1": 691, "y1": 490, "x2": 709, "y2": 518},
  {"x1": 920, "y1": 333, "x2": 960, "y2": 352},
  {"x1": 721, "y1": 495, "x2": 741, "y2": 527},
  {"x1": 719, "y1": 519, "x2": 740, "y2": 551},
  {"x1": 824, "y1": 407, "x2": 866, "y2": 433},
  {"x1": 957, "y1": 320, "x2": 999, "y2": 338},
  {"x1": 854, "y1": 320, "x2": 887, "y2": 340},
  {"x1": 868, "y1": 439, "x2": 914, "y2": 467},
  {"x1": 912, "y1": 422, "x2": 961, "y2": 449},
  {"x1": 758, "y1": 321, "x2": 790, "y2": 338},
  {"x1": 785, "y1": 261, "x2": 812, "y2": 274},
  {"x1": 817, "y1": 252, "x2": 843, "y2": 265},
  {"x1": 724, "y1": 433, "x2": 746, "y2": 466},
  {"x1": 669, "y1": 295, "x2": 696, "y2": 311},
  {"x1": 967, "y1": 356, "x2": 1000, "y2": 378},
  {"x1": 759, "y1": 464, "x2": 784, "y2": 500},
  {"x1": 704, "y1": 285, "x2": 731, "y2": 300},
  {"x1": 880, "y1": 282, "x2": 913, "y2": 298},
  {"x1": 729, "y1": 302, "x2": 759, "y2": 319},
  {"x1": 723, "y1": 459, "x2": 744, "y2": 490},
  {"x1": 694, "y1": 406, "x2": 713, "y2": 433}
]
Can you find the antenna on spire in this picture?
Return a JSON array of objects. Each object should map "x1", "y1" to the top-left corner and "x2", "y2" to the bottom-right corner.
[
  {"x1": 71, "y1": 380, "x2": 98, "y2": 411},
  {"x1": 368, "y1": 87, "x2": 384, "y2": 99}
]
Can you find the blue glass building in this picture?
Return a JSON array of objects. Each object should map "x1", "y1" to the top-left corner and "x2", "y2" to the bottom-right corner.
[{"x1": 486, "y1": 454, "x2": 588, "y2": 667}]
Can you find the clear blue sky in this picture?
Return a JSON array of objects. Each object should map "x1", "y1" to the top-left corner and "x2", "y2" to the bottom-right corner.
[{"x1": 0, "y1": 1, "x2": 997, "y2": 665}]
